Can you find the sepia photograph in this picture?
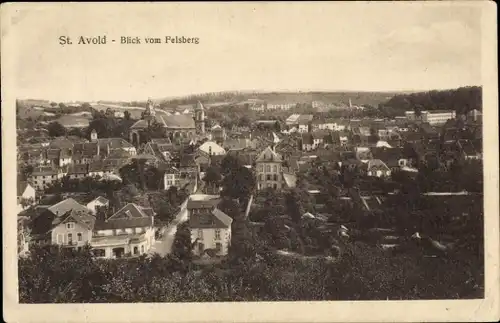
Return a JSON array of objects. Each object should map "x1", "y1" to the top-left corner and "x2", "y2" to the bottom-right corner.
[{"x1": 2, "y1": 2, "x2": 499, "y2": 322}]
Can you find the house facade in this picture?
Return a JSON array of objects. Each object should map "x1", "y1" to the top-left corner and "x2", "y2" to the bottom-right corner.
[
  {"x1": 17, "y1": 181, "x2": 36, "y2": 211},
  {"x1": 31, "y1": 166, "x2": 66, "y2": 190},
  {"x1": 255, "y1": 146, "x2": 283, "y2": 190},
  {"x1": 91, "y1": 203, "x2": 156, "y2": 258},
  {"x1": 365, "y1": 159, "x2": 392, "y2": 178},
  {"x1": 50, "y1": 209, "x2": 96, "y2": 250},
  {"x1": 266, "y1": 103, "x2": 295, "y2": 111},
  {"x1": 189, "y1": 208, "x2": 233, "y2": 256},
  {"x1": 405, "y1": 110, "x2": 456, "y2": 125},
  {"x1": 86, "y1": 196, "x2": 110, "y2": 214},
  {"x1": 164, "y1": 167, "x2": 181, "y2": 190}
]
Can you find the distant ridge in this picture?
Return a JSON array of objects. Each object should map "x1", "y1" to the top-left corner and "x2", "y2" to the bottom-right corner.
[{"x1": 17, "y1": 85, "x2": 481, "y2": 110}]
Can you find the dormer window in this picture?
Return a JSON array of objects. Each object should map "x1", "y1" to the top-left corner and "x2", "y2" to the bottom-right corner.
[{"x1": 66, "y1": 222, "x2": 75, "y2": 229}]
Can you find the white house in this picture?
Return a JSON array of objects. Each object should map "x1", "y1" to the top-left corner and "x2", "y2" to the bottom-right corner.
[
  {"x1": 189, "y1": 208, "x2": 233, "y2": 256},
  {"x1": 405, "y1": 110, "x2": 456, "y2": 125},
  {"x1": 297, "y1": 115, "x2": 313, "y2": 133},
  {"x1": 267, "y1": 103, "x2": 295, "y2": 110},
  {"x1": 285, "y1": 114, "x2": 301, "y2": 126},
  {"x1": 164, "y1": 167, "x2": 181, "y2": 190},
  {"x1": 50, "y1": 208, "x2": 95, "y2": 251},
  {"x1": 198, "y1": 141, "x2": 226, "y2": 156},
  {"x1": 86, "y1": 196, "x2": 110, "y2": 214},
  {"x1": 91, "y1": 203, "x2": 156, "y2": 258},
  {"x1": 317, "y1": 120, "x2": 336, "y2": 131},
  {"x1": 30, "y1": 166, "x2": 67, "y2": 190},
  {"x1": 297, "y1": 124, "x2": 309, "y2": 133},
  {"x1": 17, "y1": 180, "x2": 36, "y2": 212},
  {"x1": 339, "y1": 135, "x2": 349, "y2": 146},
  {"x1": 365, "y1": 159, "x2": 392, "y2": 178}
]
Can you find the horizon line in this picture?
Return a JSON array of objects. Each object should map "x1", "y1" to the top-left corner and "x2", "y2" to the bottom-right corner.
[{"x1": 17, "y1": 85, "x2": 482, "y2": 103}]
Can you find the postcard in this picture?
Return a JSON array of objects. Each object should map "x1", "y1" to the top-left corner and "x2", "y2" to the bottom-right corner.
[{"x1": 2, "y1": 2, "x2": 499, "y2": 322}]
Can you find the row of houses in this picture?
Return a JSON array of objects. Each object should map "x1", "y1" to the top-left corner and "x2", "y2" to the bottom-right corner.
[
  {"x1": 24, "y1": 197, "x2": 155, "y2": 258},
  {"x1": 18, "y1": 132, "x2": 136, "y2": 168},
  {"x1": 20, "y1": 192, "x2": 235, "y2": 259}
]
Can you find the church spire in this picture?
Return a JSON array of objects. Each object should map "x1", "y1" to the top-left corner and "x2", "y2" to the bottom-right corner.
[
  {"x1": 144, "y1": 97, "x2": 156, "y2": 118},
  {"x1": 195, "y1": 101, "x2": 206, "y2": 135}
]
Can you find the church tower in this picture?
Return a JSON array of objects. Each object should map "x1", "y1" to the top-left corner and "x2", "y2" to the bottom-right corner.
[
  {"x1": 195, "y1": 101, "x2": 206, "y2": 135},
  {"x1": 143, "y1": 98, "x2": 156, "y2": 125}
]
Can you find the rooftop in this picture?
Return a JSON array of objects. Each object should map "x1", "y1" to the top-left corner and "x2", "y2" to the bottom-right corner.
[
  {"x1": 48, "y1": 198, "x2": 90, "y2": 217},
  {"x1": 189, "y1": 208, "x2": 232, "y2": 229}
]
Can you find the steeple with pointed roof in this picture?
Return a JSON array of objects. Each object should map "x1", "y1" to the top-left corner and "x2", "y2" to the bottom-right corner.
[
  {"x1": 194, "y1": 101, "x2": 206, "y2": 135},
  {"x1": 143, "y1": 98, "x2": 156, "y2": 121}
]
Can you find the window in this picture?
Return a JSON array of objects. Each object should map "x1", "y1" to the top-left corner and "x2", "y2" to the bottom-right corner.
[
  {"x1": 272, "y1": 165, "x2": 277, "y2": 172},
  {"x1": 215, "y1": 242, "x2": 222, "y2": 253},
  {"x1": 267, "y1": 174, "x2": 271, "y2": 181},
  {"x1": 260, "y1": 174, "x2": 264, "y2": 181},
  {"x1": 134, "y1": 246, "x2": 139, "y2": 255},
  {"x1": 77, "y1": 233, "x2": 82, "y2": 241},
  {"x1": 265, "y1": 165, "x2": 271, "y2": 172},
  {"x1": 141, "y1": 245, "x2": 145, "y2": 253},
  {"x1": 67, "y1": 233, "x2": 73, "y2": 244},
  {"x1": 197, "y1": 229, "x2": 203, "y2": 239},
  {"x1": 66, "y1": 222, "x2": 75, "y2": 229},
  {"x1": 258, "y1": 164, "x2": 263, "y2": 172},
  {"x1": 57, "y1": 234, "x2": 63, "y2": 244},
  {"x1": 273, "y1": 174, "x2": 278, "y2": 181},
  {"x1": 215, "y1": 229, "x2": 221, "y2": 240}
]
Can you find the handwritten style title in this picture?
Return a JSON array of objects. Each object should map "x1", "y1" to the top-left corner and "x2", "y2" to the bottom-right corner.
[{"x1": 58, "y1": 35, "x2": 200, "y2": 45}]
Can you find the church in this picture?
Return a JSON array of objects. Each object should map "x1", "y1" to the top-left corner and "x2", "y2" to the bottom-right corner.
[{"x1": 129, "y1": 99, "x2": 206, "y2": 146}]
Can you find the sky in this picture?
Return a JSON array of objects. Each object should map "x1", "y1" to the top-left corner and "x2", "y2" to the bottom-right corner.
[{"x1": 5, "y1": 2, "x2": 484, "y2": 102}]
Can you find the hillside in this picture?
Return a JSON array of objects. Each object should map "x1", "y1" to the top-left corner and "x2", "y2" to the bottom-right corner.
[
  {"x1": 382, "y1": 86, "x2": 482, "y2": 115},
  {"x1": 152, "y1": 91, "x2": 405, "y2": 109},
  {"x1": 16, "y1": 86, "x2": 482, "y2": 116}
]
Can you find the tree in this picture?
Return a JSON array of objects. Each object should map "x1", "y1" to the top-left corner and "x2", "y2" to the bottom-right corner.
[
  {"x1": 203, "y1": 165, "x2": 221, "y2": 188},
  {"x1": 81, "y1": 102, "x2": 92, "y2": 111},
  {"x1": 50, "y1": 102, "x2": 58, "y2": 108},
  {"x1": 221, "y1": 165, "x2": 256, "y2": 204},
  {"x1": 274, "y1": 121, "x2": 282, "y2": 132},
  {"x1": 171, "y1": 221, "x2": 194, "y2": 272},
  {"x1": 68, "y1": 128, "x2": 85, "y2": 138},
  {"x1": 58, "y1": 102, "x2": 67, "y2": 109},
  {"x1": 47, "y1": 121, "x2": 66, "y2": 137},
  {"x1": 220, "y1": 154, "x2": 242, "y2": 176},
  {"x1": 224, "y1": 198, "x2": 255, "y2": 260},
  {"x1": 285, "y1": 190, "x2": 304, "y2": 224},
  {"x1": 124, "y1": 110, "x2": 131, "y2": 120},
  {"x1": 20, "y1": 164, "x2": 34, "y2": 181},
  {"x1": 414, "y1": 104, "x2": 423, "y2": 119},
  {"x1": 105, "y1": 108, "x2": 114, "y2": 118}
]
